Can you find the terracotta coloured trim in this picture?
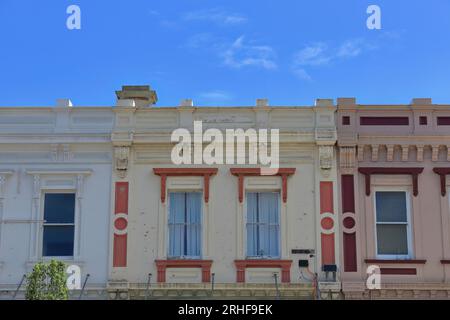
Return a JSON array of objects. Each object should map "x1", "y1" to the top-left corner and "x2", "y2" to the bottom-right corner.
[
  {"x1": 234, "y1": 260, "x2": 292, "y2": 283},
  {"x1": 364, "y1": 259, "x2": 426, "y2": 264},
  {"x1": 380, "y1": 268, "x2": 416, "y2": 275},
  {"x1": 358, "y1": 167, "x2": 424, "y2": 197},
  {"x1": 153, "y1": 168, "x2": 218, "y2": 203},
  {"x1": 230, "y1": 168, "x2": 296, "y2": 203},
  {"x1": 155, "y1": 259, "x2": 213, "y2": 283},
  {"x1": 113, "y1": 182, "x2": 129, "y2": 268},
  {"x1": 433, "y1": 168, "x2": 450, "y2": 197}
]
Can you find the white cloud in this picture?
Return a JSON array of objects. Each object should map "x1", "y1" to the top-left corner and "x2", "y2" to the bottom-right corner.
[
  {"x1": 183, "y1": 8, "x2": 247, "y2": 26},
  {"x1": 292, "y1": 38, "x2": 376, "y2": 80},
  {"x1": 223, "y1": 36, "x2": 277, "y2": 70},
  {"x1": 336, "y1": 39, "x2": 366, "y2": 58},
  {"x1": 292, "y1": 68, "x2": 312, "y2": 81},
  {"x1": 293, "y1": 42, "x2": 331, "y2": 66}
]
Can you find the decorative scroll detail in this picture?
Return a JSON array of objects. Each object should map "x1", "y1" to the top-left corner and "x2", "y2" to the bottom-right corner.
[
  {"x1": 416, "y1": 145, "x2": 424, "y2": 162},
  {"x1": 114, "y1": 146, "x2": 130, "y2": 179},
  {"x1": 357, "y1": 145, "x2": 365, "y2": 161},
  {"x1": 319, "y1": 146, "x2": 334, "y2": 177},
  {"x1": 432, "y1": 145, "x2": 440, "y2": 162},
  {"x1": 371, "y1": 145, "x2": 379, "y2": 162},
  {"x1": 358, "y1": 167, "x2": 424, "y2": 197},
  {"x1": 339, "y1": 146, "x2": 356, "y2": 174},
  {"x1": 51, "y1": 144, "x2": 72, "y2": 162},
  {"x1": 433, "y1": 168, "x2": 450, "y2": 196},
  {"x1": 230, "y1": 168, "x2": 296, "y2": 203},
  {"x1": 401, "y1": 145, "x2": 409, "y2": 162},
  {"x1": 386, "y1": 145, "x2": 394, "y2": 162}
]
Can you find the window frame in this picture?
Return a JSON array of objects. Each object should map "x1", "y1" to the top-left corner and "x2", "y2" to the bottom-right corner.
[
  {"x1": 373, "y1": 187, "x2": 413, "y2": 259},
  {"x1": 40, "y1": 190, "x2": 77, "y2": 259},
  {"x1": 167, "y1": 190, "x2": 203, "y2": 260},
  {"x1": 244, "y1": 190, "x2": 281, "y2": 259}
]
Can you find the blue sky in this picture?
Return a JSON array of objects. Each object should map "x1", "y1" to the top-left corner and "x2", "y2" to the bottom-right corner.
[{"x1": 0, "y1": 0, "x2": 449, "y2": 106}]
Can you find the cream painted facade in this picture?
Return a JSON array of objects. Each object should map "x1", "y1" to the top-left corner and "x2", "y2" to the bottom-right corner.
[{"x1": 107, "y1": 88, "x2": 341, "y2": 299}]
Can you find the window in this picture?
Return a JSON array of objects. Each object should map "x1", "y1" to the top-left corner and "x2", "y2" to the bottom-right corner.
[
  {"x1": 342, "y1": 116, "x2": 350, "y2": 125},
  {"x1": 419, "y1": 116, "x2": 427, "y2": 125},
  {"x1": 168, "y1": 192, "x2": 202, "y2": 258},
  {"x1": 42, "y1": 193, "x2": 75, "y2": 257},
  {"x1": 246, "y1": 192, "x2": 280, "y2": 258},
  {"x1": 375, "y1": 191, "x2": 411, "y2": 258}
]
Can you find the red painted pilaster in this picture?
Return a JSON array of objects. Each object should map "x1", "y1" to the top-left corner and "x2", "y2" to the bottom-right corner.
[{"x1": 113, "y1": 182, "x2": 129, "y2": 267}]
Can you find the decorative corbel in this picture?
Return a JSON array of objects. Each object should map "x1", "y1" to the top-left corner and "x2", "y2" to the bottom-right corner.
[
  {"x1": 319, "y1": 145, "x2": 334, "y2": 177},
  {"x1": 357, "y1": 145, "x2": 365, "y2": 161},
  {"x1": 386, "y1": 145, "x2": 394, "y2": 162},
  {"x1": 432, "y1": 145, "x2": 440, "y2": 162},
  {"x1": 401, "y1": 145, "x2": 410, "y2": 162},
  {"x1": 371, "y1": 145, "x2": 379, "y2": 162},
  {"x1": 114, "y1": 146, "x2": 130, "y2": 179},
  {"x1": 339, "y1": 146, "x2": 356, "y2": 174},
  {"x1": 416, "y1": 145, "x2": 424, "y2": 162}
]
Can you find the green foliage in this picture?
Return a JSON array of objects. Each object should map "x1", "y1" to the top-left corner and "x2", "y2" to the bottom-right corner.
[{"x1": 25, "y1": 260, "x2": 68, "y2": 300}]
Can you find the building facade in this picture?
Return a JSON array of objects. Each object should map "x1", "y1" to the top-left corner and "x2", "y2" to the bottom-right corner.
[
  {"x1": 0, "y1": 101, "x2": 114, "y2": 299},
  {"x1": 107, "y1": 87, "x2": 340, "y2": 299},
  {"x1": 2, "y1": 86, "x2": 450, "y2": 300},
  {"x1": 337, "y1": 98, "x2": 450, "y2": 299}
]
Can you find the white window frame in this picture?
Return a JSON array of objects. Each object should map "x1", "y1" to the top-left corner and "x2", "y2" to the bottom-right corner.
[
  {"x1": 373, "y1": 187, "x2": 413, "y2": 259},
  {"x1": 244, "y1": 190, "x2": 281, "y2": 259},
  {"x1": 40, "y1": 190, "x2": 77, "y2": 260},
  {"x1": 166, "y1": 190, "x2": 203, "y2": 260}
]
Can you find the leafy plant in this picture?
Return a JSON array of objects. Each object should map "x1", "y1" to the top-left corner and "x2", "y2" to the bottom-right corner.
[{"x1": 25, "y1": 260, "x2": 68, "y2": 300}]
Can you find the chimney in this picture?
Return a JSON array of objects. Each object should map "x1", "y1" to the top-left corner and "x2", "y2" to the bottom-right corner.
[
  {"x1": 411, "y1": 98, "x2": 432, "y2": 106},
  {"x1": 337, "y1": 97, "x2": 356, "y2": 106},
  {"x1": 115, "y1": 85, "x2": 158, "y2": 108},
  {"x1": 180, "y1": 99, "x2": 194, "y2": 107},
  {"x1": 256, "y1": 98, "x2": 269, "y2": 107},
  {"x1": 315, "y1": 99, "x2": 334, "y2": 107}
]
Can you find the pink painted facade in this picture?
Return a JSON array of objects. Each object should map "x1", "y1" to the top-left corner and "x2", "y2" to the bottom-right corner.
[{"x1": 337, "y1": 98, "x2": 450, "y2": 299}]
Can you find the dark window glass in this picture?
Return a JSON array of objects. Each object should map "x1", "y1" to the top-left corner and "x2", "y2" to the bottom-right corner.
[
  {"x1": 342, "y1": 116, "x2": 350, "y2": 125},
  {"x1": 419, "y1": 116, "x2": 427, "y2": 125},
  {"x1": 44, "y1": 194, "x2": 75, "y2": 223},
  {"x1": 43, "y1": 193, "x2": 75, "y2": 257},
  {"x1": 43, "y1": 226, "x2": 75, "y2": 256}
]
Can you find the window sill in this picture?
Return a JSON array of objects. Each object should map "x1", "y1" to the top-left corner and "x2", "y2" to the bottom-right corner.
[
  {"x1": 364, "y1": 259, "x2": 426, "y2": 264},
  {"x1": 155, "y1": 259, "x2": 213, "y2": 283},
  {"x1": 234, "y1": 259, "x2": 292, "y2": 283},
  {"x1": 26, "y1": 259, "x2": 85, "y2": 270}
]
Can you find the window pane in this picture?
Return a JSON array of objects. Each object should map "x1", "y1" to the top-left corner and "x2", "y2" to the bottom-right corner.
[
  {"x1": 246, "y1": 192, "x2": 280, "y2": 257},
  {"x1": 44, "y1": 193, "x2": 75, "y2": 223},
  {"x1": 168, "y1": 192, "x2": 201, "y2": 257},
  {"x1": 169, "y1": 193, "x2": 186, "y2": 224},
  {"x1": 43, "y1": 226, "x2": 74, "y2": 256},
  {"x1": 186, "y1": 193, "x2": 201, "y2": 256},
  {"x1": 376, "y1": 224, "x2": 408, "y2": 255},
  {"x1": 375, "y1": 192, "x2": 407, "y2": 223}
]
